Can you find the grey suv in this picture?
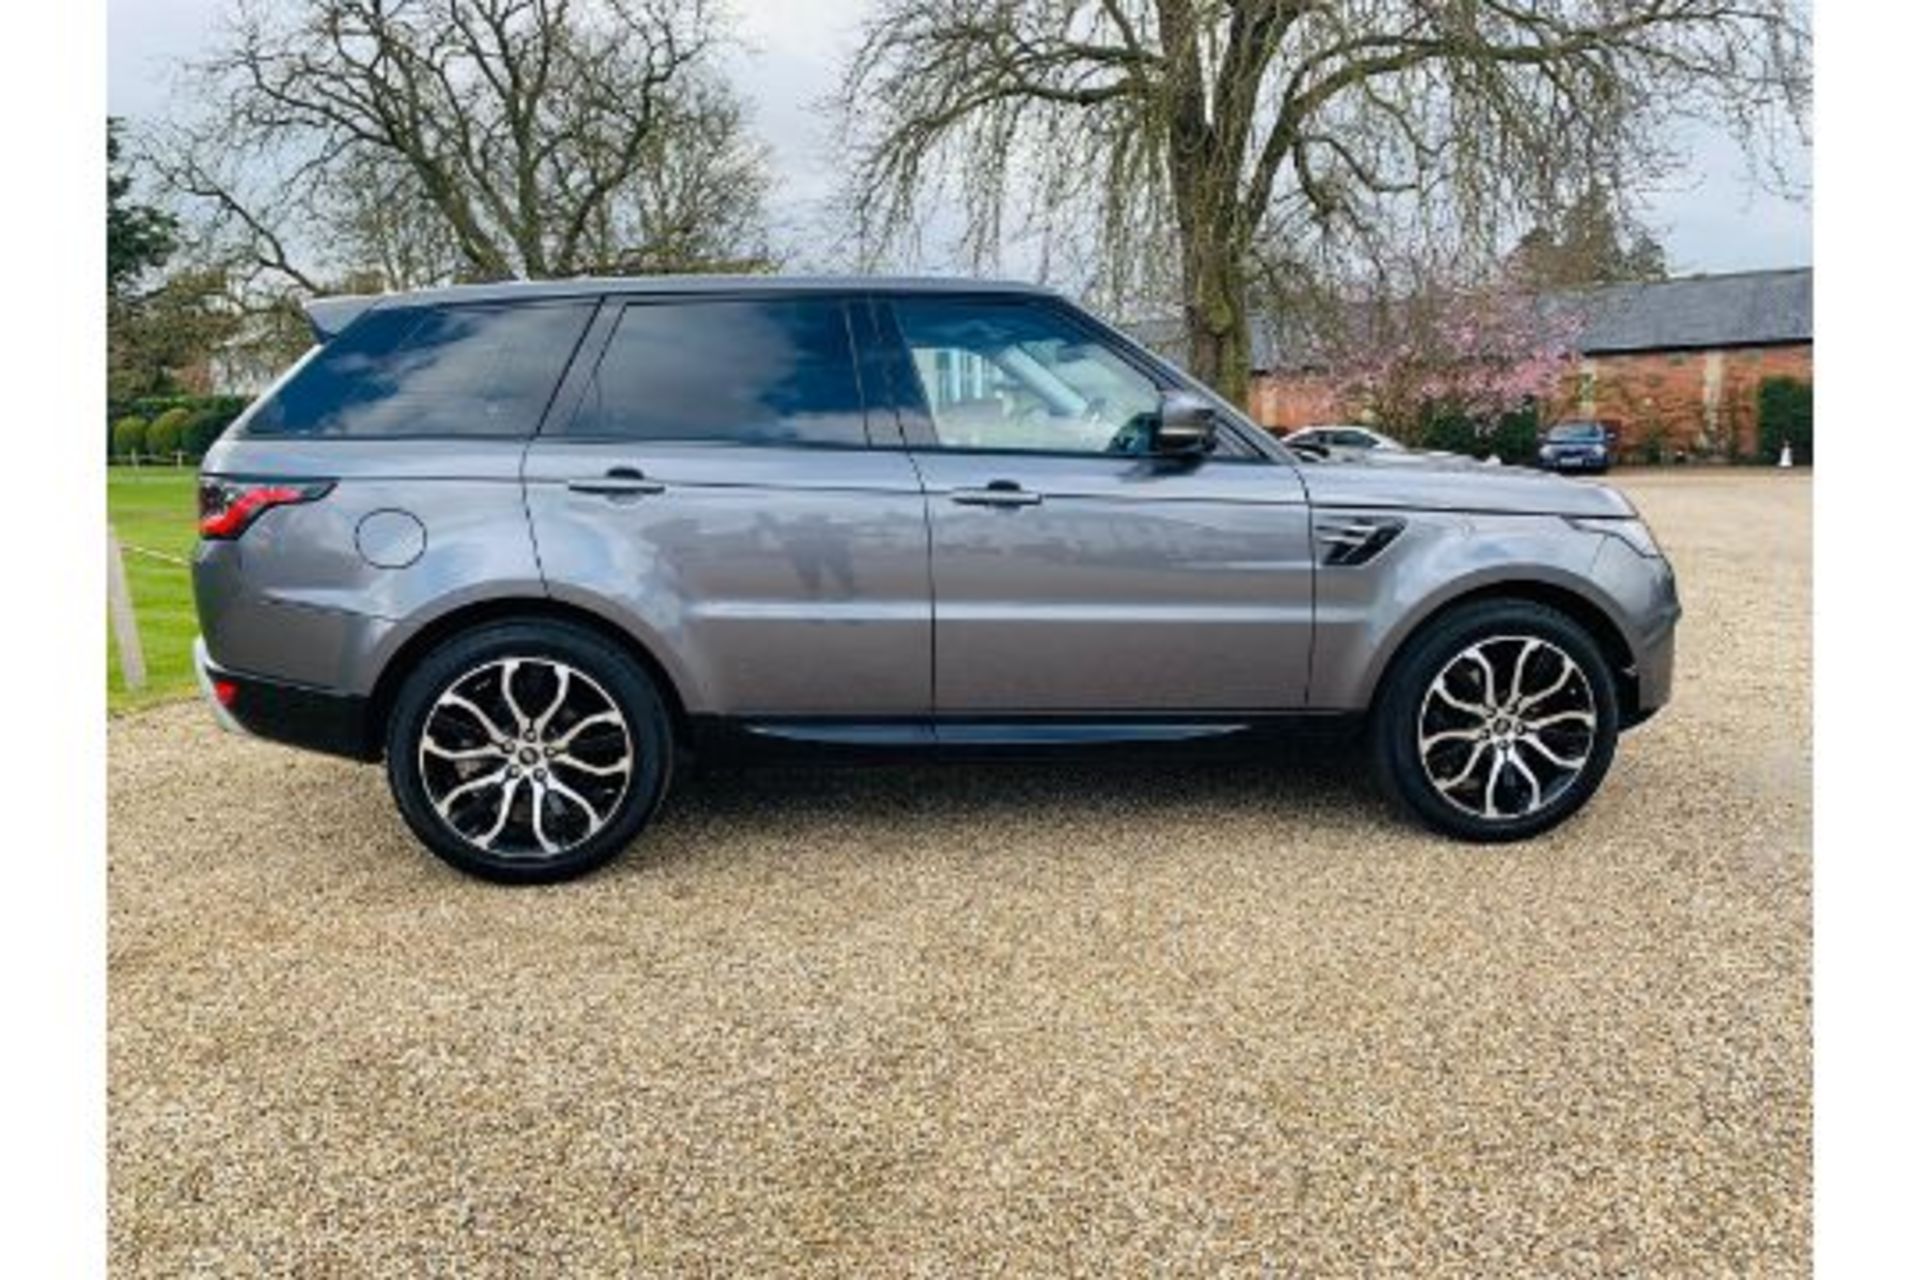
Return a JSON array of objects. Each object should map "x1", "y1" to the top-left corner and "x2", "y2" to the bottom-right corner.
[{"x1": 193, "y1": 277, "x2": 1679, "y2": 882}]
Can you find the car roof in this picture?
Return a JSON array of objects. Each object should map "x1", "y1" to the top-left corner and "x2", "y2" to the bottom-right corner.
[{"x1": 306, "y1": 274, "x2": 1060, "y2": 340}]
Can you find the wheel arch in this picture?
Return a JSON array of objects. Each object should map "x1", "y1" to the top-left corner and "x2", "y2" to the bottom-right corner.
[
  {"x1": 364, "y1": 596, "x2": 695, "y2": 757},
  {"x1": 1361, "y1": 577, "x2": 1640, "y2": 717}
]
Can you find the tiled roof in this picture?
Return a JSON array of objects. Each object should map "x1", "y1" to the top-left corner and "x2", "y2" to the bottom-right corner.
[
  {"x1": 1563, "y1": 267, "x2": 1811, "y2": 354},
  {"x1": 1125, "y1": 267, "x2": 1812, "y2": 372}
]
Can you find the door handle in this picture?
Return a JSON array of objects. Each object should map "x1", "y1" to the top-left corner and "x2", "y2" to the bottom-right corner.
[
  {"x1": 567, "y1": 467, "x2": 664, "y2": 497},
  {"x1": 951, "y1": 481, "x2": 1042, "y2": 508}
]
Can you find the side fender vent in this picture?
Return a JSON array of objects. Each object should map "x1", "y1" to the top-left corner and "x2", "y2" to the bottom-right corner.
[{"x1": 1316, "y1": 515, "x2": 1406, "y2": 567}]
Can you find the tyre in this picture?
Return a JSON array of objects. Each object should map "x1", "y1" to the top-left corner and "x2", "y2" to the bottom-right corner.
[
  {"x1": 1370, "y1": 599, "x2": 1619, "y2": 842},
  {"x1": 385, "y1": 620, "x2": 672, "y2": 883}
]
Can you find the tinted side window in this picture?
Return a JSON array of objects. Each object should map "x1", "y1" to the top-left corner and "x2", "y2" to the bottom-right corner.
[
  {"x1": 249, "y1": 302, "x2": 593, "y2": 438},
  {"x1": 568, "y1": 298, "x2": 867, "y2": 446}
]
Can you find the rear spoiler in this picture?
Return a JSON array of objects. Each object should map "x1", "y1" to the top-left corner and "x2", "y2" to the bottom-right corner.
[{"x1": 303, "y1": 294, "x2": 381, "y2": 343}]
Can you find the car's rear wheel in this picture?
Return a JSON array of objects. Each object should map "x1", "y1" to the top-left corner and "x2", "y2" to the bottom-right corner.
[
  {"x1": 385, "y1": 620, "x2": 671, "y2": 883},
  {"x1": 1371, "y1": 599, "x2": 1619, "y2": 842}
]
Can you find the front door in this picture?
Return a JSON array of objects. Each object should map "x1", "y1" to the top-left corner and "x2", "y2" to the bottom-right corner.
[
  {"x1": 872, "y1": 295, "x2": 1315, "y2": 718},
  {"x1": 522, "y1": 293, "x2": 931, "y2": 721}
]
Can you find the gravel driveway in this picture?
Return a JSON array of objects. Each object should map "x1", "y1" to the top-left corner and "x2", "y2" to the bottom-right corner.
[{"x1": 109, "y1": 470, "x2": 1810, "y2": 1276}]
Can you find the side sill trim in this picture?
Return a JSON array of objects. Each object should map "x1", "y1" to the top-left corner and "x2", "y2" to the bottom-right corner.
[{"x1": 691, "y1": 712, "x2": 1362, "y2": 766}]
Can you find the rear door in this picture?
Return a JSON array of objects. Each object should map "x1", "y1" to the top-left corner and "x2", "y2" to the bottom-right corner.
[
  {"x1": 521, "y1": 292, "x2": 932, "y2": 721},
  {"x1": 871, "y1": 294, "x2": 1316, "y2": 717}
]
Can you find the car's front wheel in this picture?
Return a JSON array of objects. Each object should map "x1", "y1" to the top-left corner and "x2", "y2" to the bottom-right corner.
[
  {"x1": 1371, "y1": 599, "x2": 1619, "y2": 842},
  {"x1": 385, "y1": 620, "x2": 672, "y2": 883}
]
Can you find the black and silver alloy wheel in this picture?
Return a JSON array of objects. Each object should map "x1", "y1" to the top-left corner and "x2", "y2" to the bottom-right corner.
[
  {"x1": 418, "y1": 657, "x2": 634, "y2": 857},
  {"x1": 387, "y1": 620, "x2": 671, "y2": 883},
  {"x1": 1417, "y1": 636, "x2": 1597, "y2": 821},
  {"x1": 1373, "y1": 599, "x2": 1619, "y2": 842}
]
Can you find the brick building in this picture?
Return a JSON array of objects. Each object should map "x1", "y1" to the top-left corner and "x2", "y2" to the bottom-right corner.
[{"x1": 1228, "y1": 267, "x2": 1812, "y2": 456}]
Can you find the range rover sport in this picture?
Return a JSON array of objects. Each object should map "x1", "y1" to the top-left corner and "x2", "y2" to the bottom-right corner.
[{"x1": 193, "y1": 277, "x2": 1680, "y2": 882}]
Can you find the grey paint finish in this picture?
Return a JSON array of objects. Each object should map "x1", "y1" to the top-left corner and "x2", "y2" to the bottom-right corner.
[
  {"x1": 355, "y1": 510, "x2": 427, "y2": 569},
  {"x1": 1307, "y1": 505, "x2": 1679, "y2": 713},
  {"x1": 196, "y1": 438, "x2": 545, "y2": 695},
  {"x1": 193, "y1": 541, "x2": 397, "y2": 694},
  {"x1": 911, "y1": 451, "x2": 1315, "y2": 711},
  {"x1": 1298, "y1": 458, "x2": 1635, "y2": 518},
  {"x1": 522, "y1": 441, "x2": 932, "y2": 716},
  {"x1": 1309, "y1": 514, "x2": 1608, "y2": 710},
  {"x1": 195, "y1": 276, "x2": 1680, "y2": 755}
]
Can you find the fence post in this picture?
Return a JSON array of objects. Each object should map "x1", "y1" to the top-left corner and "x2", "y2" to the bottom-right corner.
[{"x1": 107, "y1": 527, "x2": 146, "y2": 693}]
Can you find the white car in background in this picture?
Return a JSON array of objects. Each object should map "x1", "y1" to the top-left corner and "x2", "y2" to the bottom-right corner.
[
  {"x1": 1282, "y1": 424, "x2": 1407, "y2": 457},
  {"x1": 1282, "y1": 424, "x2": 1501, "y2": 467}
]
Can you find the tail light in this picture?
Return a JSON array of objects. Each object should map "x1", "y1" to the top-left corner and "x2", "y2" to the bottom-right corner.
[{"x1": 198, "y1": 478, "x2": 334, "y2": 540}]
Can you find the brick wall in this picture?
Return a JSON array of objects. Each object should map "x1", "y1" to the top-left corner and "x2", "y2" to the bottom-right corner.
[
  {"x1": 1247, "y1": 371, "x2": 1347, "y2": 431},
  {"x1": 1248, "y1": 341, "x2": 1812, "y2": 456},
  {"x1": 1558, "y1": 343, "x2": 1812, "y2": 456}
]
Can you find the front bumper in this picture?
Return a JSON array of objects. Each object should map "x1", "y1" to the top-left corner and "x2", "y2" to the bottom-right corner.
[
  {"x1": 194, "y1": 636, "x2": 378, "y2": 761},
  {"x1": 1584, "y1": 534, "x2": 1680, "y2": 727},
  {"x1": 1625, "y1": 612, "x2": 1678, "y2": 726}
]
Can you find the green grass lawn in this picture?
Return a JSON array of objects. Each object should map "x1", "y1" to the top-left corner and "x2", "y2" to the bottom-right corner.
[{"x1": 108, "y1": 466, "x2": 201, "y2": 712}]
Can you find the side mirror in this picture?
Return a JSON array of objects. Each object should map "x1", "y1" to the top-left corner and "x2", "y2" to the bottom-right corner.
[{"x1": 1154, "y1": 390, "x2": 1217, "y2": 457}]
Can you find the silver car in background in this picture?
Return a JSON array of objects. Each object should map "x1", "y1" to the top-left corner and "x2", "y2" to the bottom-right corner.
[
  {"x1": 193, "y1": 277, "x2": 1679, "y2": 882},
  {"x1": 1284, "y1": 424, "x2": 1496, "y2": 467},
  {"x1": 1282, "y1": 424, "x2": 1408, "y2": 459}
]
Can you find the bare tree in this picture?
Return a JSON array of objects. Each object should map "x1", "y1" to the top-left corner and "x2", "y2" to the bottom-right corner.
[
  {"x1": 1506, "y1": 185, "x2": 1667, "y2": 289},
  {"x1": 839, "y1": 0, "x2": 1809, "y2": 402},
  {"x1": 157, "y1": 0, "x2": 773, "y2": 291},
  {"x1": 565, "y1": 80, "x2": 775, "y2": 275}
]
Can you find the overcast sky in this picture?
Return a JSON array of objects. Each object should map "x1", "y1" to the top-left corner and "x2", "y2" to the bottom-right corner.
[{"x1": 108, "y1": 0, "x2": 1811, "y2": 277}]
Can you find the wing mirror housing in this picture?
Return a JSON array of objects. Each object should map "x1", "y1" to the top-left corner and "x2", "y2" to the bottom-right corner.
[{"x1": 1154, "y1": 390, "x2": 1218, "y2": 457}]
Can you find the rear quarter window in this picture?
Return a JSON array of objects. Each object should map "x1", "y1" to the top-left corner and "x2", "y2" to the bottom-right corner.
[{"x1": 247, "y1": 301, "x2": 593, "y2": 438}]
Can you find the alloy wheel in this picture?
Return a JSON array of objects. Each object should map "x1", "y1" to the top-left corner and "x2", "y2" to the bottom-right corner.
[
  {"x1": 416, "y1": 656, "x2": 634, "y2": 858},
  {"x1": 1416, "y1": 634, "x2": 1598, "y2": 821}
]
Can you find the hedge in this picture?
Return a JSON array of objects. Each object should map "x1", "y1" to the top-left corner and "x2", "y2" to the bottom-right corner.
[
  {"x1": 105, "y1": 393, "x2": 249, "y2": 461},
  {"x1": 1487, "y1": 405, "x2": 1542, "y2": 465},
  {"x1": 1416, "y1": 401, "x2": 1541, "y2": 464},
  {"x1": 145, "y1": 406, "x2": 194, "y2": 456},
  {"x1": 1757, "y1": 377, "x2": 1813, "y2": 466},
  {"x1": 111, "y1": 415, "x2": 148, "y2": 459},
  {"x1": 1417, "y1": 407, "x2": 1481, "y2": 457},
  {"x1": 182, "y1": 407, "x2": 231, "y2": 456}
]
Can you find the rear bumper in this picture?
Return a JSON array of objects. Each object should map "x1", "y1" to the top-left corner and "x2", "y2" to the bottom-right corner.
[
  {"x1": 194, "y1": 636, "x2": 378, "y2": 761},
  {"x1": 192, "y1": 637, "x2": 245, "y2": 735}
]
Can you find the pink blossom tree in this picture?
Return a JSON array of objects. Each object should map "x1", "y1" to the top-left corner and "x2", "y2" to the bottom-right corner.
[{"x1": 1316, "y1": 271, "x2": 1587, "y2": 449}]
